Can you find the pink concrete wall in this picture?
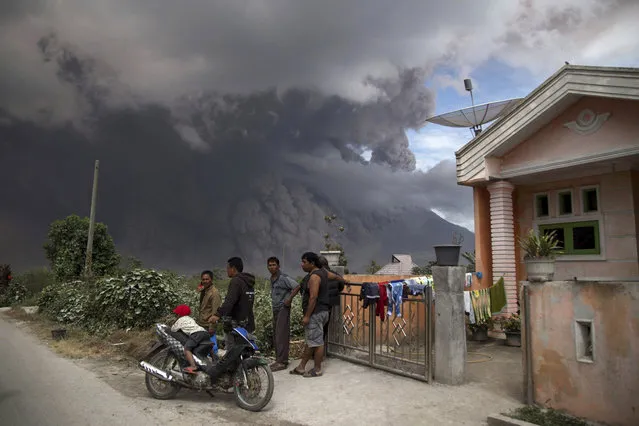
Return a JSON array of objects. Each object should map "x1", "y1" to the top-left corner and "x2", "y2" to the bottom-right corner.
[
  {"x1": 527, "y1": 280, "x2": 639, "y2": 425},
  {"x1": 516, "y1": 171, "x2": 639, "y2": 280},
  {"x1": 633, "y1": 171, "x2": 639, "y2": 259},
  {"x1": 502, "y1": 97, "x2": 639, "y2": 170}
]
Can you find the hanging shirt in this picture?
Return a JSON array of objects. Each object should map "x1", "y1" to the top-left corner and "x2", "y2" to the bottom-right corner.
[
  {"x1": 464, "y1": 291, "x2": 476, "y2": 324},
  {"x1": 376, "y1": 283, "x2": 388, "y2": 322},
  {"x1": 387, "y1": 281, "x2": 403, "y2": 317},
  {"x1": 465, "y1": 273, "x2": 473, "y2": 288}
]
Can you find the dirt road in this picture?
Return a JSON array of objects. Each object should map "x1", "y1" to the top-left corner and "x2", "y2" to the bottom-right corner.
[
  {"x1": 0, "y1": 316, "x2": 298, "y2": 426},
  {"x1": 1, "y1": 313, "x2": 522, "y2": 425}
]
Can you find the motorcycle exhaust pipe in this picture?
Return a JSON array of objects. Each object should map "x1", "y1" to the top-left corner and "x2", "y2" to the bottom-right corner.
[{"x1": 139, "y1": 361, "x2": 176, "y2": 382}]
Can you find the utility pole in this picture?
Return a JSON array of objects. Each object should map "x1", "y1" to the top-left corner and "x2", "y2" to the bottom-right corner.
[{"x1": 84, "y1": 160, "x2": 100, "y2": 280}]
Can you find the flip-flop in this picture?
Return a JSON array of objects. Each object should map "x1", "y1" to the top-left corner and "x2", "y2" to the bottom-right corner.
[
  {"x1": 303, "y1": 368, "x2": 323, "y2": 378},
  {"x1": 183, "y1": 367, "x2": 198, "y2": 374},
  {"x1": 289, "y1": 368, "x2": 305, "y2": 375}
]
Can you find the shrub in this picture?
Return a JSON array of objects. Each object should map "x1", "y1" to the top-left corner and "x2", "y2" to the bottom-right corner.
[
  {"x1": 43, "y1": 215, "x2": 120, "y2": 281},
  {"x1": 13, "y1": 268, "x2": 56, "y2": 295},
  {"x1": 0, "y1": 281, "x2": 31, "y2": 307},
  {"x1": 37, "y1": 280, "x2": 90, "y2": 323},
  {"x1": 94, "y1": 269, "x2": 183, "y2": 329}
]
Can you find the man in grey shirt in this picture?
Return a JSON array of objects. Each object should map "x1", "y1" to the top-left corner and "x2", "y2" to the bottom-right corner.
[{"x1": 267, "y1": 256, "x2": 300, "y2": 371}]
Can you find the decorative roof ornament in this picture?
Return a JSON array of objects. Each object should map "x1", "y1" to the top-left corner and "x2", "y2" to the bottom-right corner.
[{"x1": 564, "y1": 109, "x2": 611, "y2": 135}]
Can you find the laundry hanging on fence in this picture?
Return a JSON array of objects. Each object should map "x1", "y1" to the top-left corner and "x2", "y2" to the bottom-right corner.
[
  {"x1": 376, "y1": 283, "x2": 388, "y2": 322},
  {"x1": 470, "y1": 288, "x2": 491, "y2": 323},
  {"x1": 490, "y1": 277, "x2": 507, "y2": 314},
  {"x1": 387, "y1": 281, "x2": 404, "y2": 317},
  {"x1": 360, "y1": 282, "x2": 380, "y2": 309}
]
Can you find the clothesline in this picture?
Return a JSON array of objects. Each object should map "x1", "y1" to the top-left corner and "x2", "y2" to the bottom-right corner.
[
  {"x1": 463, "y1": 274, "x2": 507, "y2": 324},
  {"x1": 357, "y1": 276, "x2": 434, "y2": 321}
]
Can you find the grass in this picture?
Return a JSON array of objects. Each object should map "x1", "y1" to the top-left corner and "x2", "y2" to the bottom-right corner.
[
  {"x1": 506, "y1": 406, "x2": 590, "y2": 426},
  {"x1": 4, "y1": 308, "x2": 156, "y2": 361}
]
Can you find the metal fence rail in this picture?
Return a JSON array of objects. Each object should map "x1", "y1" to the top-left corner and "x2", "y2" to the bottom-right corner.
[{"x1": 326, "y1": 283, "x2": 434, "y2": 382}]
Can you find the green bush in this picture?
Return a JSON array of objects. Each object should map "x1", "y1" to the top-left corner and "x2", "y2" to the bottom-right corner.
[
  {"x1": 37, "y1": 280, "x2": 90, "y2": 323},
  {"x1": 43, "y1": 215, "x2": 120, "y2": 281},
  {"x1": 0, "y1": 281, "x2": 31, "y2": 307},
  {"x1": 13, "y1": 268, "x2": 56, "y2": 295},
  {"x1": 94, "y1": 269, "x2": 184, "y2": 329}
]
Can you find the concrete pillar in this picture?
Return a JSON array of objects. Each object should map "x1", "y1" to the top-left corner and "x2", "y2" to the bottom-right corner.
[
  {"x1": 433, "y1": 266, "x2": 466, "y2": 385},
  {"x1": 487, "y1": 180, "x2": 517, "y2": 314}
]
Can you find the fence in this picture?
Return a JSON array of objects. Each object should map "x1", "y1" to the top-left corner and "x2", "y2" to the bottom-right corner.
[{"x1": 326, "y1": 283, "x2": 434, "y2": 382}]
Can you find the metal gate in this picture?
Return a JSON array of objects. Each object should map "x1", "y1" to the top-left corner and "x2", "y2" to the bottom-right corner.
[{"x1": 326, "y1": 283, "x2": 434, "y2": 382}]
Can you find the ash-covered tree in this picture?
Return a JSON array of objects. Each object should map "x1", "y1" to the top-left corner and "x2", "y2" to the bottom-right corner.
[
  {"x1": 366, "y1": 260, "x2": 382, "y2": 274},
  {"x1": 323, "y1": 214, "x2": 348, "y2": 272},
  {"x1": 43, "y1": 214, "x2": 120, "y2": 281}
]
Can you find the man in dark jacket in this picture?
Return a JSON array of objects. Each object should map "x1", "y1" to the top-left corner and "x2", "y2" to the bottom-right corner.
[
  {"x1": 207, "y1": 257, "x2": 255, "y2": 382},
  {"x1": 318, "y1": 255, "x2": 345, "y2": 357}
]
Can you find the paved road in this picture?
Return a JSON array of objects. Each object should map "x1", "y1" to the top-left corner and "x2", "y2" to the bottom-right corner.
[{"x1": 0, "y1": 316, "x2": 226, "y2": 426}]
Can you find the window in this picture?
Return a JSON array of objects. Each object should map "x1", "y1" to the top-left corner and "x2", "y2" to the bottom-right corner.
[
  {"x1": 557, "y1": 190, "x2": 573, "y2": 215},
  {"x1": 582, "y1": 187, "x2": 599, "y2": 213},
  {"x1": 535, "y1": 193, "x2": 549, "y2": 218},
  {"x1": 575, "y1": 319, "x2": 594, "y2": 363},
  {"x1": 539, "y1": 220, "x2": 600, "y2": 255}
]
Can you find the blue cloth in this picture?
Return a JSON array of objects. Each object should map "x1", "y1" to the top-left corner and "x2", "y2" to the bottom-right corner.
[
  {"x1": 209, "y1": 334, "x2": 219, "y2": 355},
  {"x1": 387, "y1": 282, "x2": 403, "y2": 317}
]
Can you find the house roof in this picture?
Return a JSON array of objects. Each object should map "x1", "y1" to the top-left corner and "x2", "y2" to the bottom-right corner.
[
  {"x1": 455, "y1": 65, "x2": 639, "y2": 185},
  {"x1": 376, "y1": 254, "x2": 418, "y2": 275}
]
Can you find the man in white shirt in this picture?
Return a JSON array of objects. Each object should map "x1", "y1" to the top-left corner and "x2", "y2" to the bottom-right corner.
[{"x1": 171, "y1": 304, "x2": 210, "y2": 374}]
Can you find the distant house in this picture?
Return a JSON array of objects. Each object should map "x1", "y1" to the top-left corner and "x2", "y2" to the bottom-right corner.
[{"x1": 375, "y1": 254, "x2": 418, "y2": 275}]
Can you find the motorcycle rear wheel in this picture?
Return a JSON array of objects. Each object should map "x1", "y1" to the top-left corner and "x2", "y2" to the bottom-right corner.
[
  {"x1": 233, "y1": 363, "x2": 274, "y2": 412},
  {"x1": 145, "y1": 349, "x2": 181, "y2": 400}
]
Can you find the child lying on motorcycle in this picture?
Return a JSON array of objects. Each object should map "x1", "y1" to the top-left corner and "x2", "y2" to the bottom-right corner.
[{"x1": 171, "y1": 304, "x2": 211, "y2": 374}]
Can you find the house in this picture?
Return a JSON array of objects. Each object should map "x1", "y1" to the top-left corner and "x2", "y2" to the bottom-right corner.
[
  {"x1": 375, "y1": 254, "x2": 418, "y2": 275},
  {"x1": 456, "y1": 65, "x2": 639, "y2": 425}
]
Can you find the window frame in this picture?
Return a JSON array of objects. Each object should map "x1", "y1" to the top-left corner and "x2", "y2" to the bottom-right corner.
[
  {"x1": 581, "y1": 185, "x2": 600, "y2": 215},
  {"x1": 556, "y1": 188, "x2": 574, "y2": 217},
  {"x1": 534, "y1": 192, "x2": 550, "y2": 219}
]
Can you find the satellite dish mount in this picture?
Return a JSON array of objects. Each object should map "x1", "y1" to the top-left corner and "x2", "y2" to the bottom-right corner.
[{"x1": 464, "y1": 79, "x2": 482, "y2": 137}]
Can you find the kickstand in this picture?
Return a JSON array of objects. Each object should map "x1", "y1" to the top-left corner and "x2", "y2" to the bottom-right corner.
[{"x1": 206, "y1": 390, "x2": 215, "y2": 398}]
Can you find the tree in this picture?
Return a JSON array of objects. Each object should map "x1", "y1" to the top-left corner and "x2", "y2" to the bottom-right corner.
[
  {"x1": 366, "y1": 260, "x2": 382, "y2": 274},
  {"x1": 323, "y1": 214, "x2": 348, "y2": 270},
  {"x1": 462, "y1": 251, "x2": 476, "y2": 273},
  {"x1": 411, "y1": 260, "x2": 437, "y2": 276},
  {"x1": 44, "y1": 215, "x2": 120, "y2": 281}
]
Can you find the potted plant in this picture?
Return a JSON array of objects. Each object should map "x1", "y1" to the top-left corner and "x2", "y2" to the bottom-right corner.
[
  {"x1": 518, "y1": 229, "x2": 562, "y2": 282},
  {"x1": 498, "y1": 314, "x2": 521, "y2": 347},
  {"x1": 468, "y1": 317, "x2": 494, "y2": 342},
  {"x1": 434, "y1": 232, "x2": 464, "y2": 266}
]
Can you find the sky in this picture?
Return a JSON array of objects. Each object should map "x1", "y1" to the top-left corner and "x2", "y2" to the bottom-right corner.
[{"x1": 1, "y1": 0, "x2": 639, "y2": 271}]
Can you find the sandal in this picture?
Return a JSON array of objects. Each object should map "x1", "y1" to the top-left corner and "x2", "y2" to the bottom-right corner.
[
  {"x1": 289, "y1": 367, "x2": 305, "y2": 375},
  {"x1": 303, "y1": 368, "x2": 323, "y2": 378},
  {"x1": 183, "y1": 366, "x2": 198, "y2": 374}
]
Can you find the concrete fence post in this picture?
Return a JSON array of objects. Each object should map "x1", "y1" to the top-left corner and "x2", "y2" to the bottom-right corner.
[{"x1": 432, "y1": 266, "x2": 467, "y2": 385}]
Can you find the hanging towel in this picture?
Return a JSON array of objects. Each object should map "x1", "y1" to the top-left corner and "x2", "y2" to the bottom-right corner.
[
  {"x1": 490, "y1": 277, "x2": 507, "y2": 314},
  {"x1": 387, "y1": 282, "x2": 403, "y2": 317},
  {"x1": 465, "y1": 273, "x2": 473, "y2": 288},
  {"x1": 464, "y1": 291, "x2": 476, "y2": 324},
  {"x1": 470, "y1": 289, "x2": 491, "y2": 323}
]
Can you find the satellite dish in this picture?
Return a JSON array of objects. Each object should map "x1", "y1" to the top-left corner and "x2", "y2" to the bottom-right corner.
[{"x1": 425, "y1": 78, "x2": 523, "y2": 137}]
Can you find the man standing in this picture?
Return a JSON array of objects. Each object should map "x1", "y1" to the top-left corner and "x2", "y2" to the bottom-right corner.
[
  {"x1": 197, "y1": 270, "x2": 222, "y2": 334},
  {"x1": 206, "y1": 257, "x2": 255, "y2": 383},
  {"x1": 290, "y1": 252, "x2": 346, "y2": 378},
  {"x1": 267, "y1": 256, "x2": 300, "y2": 372},
  {"x1": 318, "y1": 255, "x2": 345, "y2": 357}
]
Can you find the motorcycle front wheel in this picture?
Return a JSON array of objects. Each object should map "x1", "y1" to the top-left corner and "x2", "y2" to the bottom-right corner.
[
  {"x1": 233, "y1": 363, "x2": 274, "y2": 412},
  {"x1": 145, "y1": 348, "x2": 181, "y2": 400}
]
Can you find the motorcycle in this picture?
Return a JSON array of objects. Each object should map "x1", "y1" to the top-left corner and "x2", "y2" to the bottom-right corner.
[{"x1": 139, "y1": 323, "x2": 274, "y2": 412}]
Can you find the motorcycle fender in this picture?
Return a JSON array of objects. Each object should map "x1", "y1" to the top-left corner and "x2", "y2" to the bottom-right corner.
[{"x1": 140, "y1": 342, "x2": 166, "y2": 361}]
